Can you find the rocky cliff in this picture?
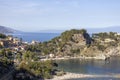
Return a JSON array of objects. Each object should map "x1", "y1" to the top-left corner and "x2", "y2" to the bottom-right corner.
[{"x1": 52, "y1": 30, "x2": 120, "y2": 59}]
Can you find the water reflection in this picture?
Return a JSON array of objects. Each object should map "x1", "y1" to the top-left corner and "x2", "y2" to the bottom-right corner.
[{"x1": 55, "y1": 57, "x2": 120, "y2": 74}]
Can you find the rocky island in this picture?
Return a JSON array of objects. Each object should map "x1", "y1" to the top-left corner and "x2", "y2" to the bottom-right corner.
[{"x1": 26, "y1": 29, "x2": 120, "y2": 60}]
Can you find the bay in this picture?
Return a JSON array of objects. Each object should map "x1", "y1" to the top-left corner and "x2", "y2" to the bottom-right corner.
[{"x1": 55, "y1": 56, "x2": 120, "y2": 80}]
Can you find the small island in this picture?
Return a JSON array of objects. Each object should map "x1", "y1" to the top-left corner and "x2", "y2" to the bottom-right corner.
[{"x1": 0, "y1": 29, "x2": 120, "y2": 80}]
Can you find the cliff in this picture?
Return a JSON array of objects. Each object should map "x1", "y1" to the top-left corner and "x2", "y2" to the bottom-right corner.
[{"x1": 51, "y1": 30, "x2": 120, "y2": 59}]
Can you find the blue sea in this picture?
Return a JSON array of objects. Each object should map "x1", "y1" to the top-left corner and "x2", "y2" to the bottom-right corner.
[{"x1": 12, "y1": 32, "x2": 60, "y2": 42}]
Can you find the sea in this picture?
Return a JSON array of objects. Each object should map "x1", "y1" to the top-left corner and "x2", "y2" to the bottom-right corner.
[
  {"x1": 12, "y1": 32, "x2": 120, "y2": 80},
  {"x1": 11, "y1": 32, "x2": 60, "y2": 43}
]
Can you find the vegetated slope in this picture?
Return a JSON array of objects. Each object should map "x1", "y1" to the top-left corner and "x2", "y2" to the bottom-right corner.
[
  {"x1": 26, "y1": 29, "x2": 92, "y2": 56},
  {"x1": 26, "y1": 29, "x2": 120, "y2": 59}
]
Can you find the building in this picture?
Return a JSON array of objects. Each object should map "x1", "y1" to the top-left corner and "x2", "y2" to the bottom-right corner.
[
  {"x1": 7, "y1": 35, "x2": 13, "y2": 41},
  {"x1": 49, "y1": 53, "x2": 55, "y2": 58},
  {"x1": 13, "y1": 37, "x2": 22, "y2": 45},
  {"x1": 31, "y1": 40, "x2": 39, "y2": 44},
  {"x1": 104, "y1": 38, "x2": 115, "y2": 43},
  {"x1": 0, "y1": 39, "x2": 9, "y2": 47}
]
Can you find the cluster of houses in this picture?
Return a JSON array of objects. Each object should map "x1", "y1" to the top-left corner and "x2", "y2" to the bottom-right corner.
[
  {"x1": 0, "y1": 35, "x2": 28, "y2": 58},
  {"x1": 0, "y1": 34, "x2": 42, "y2": 60},
  {"x1": 0, "y1": 35, "x2": 40, "y2": 49},
  {"x1": 0, "y1": 35, "x2": 22, "y2": 48}
]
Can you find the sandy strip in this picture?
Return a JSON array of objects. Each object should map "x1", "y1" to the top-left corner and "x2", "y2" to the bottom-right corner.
[
  {"x1": 45, "y1": 72, "x2": 120, "y2": 80},
  {"x1": 40, "y1": 57, "x2": 81, "y2": 61},
  {"x1": 40, "y1": 56, "x2": 107, "y2": 61}
]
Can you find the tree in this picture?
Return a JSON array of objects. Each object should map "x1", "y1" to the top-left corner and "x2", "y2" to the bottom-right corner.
[
  {"x1": 16, "y1": 52, "x2": 22, "y2": 62},
  {"x1": 23, "y1": 51, "x2": 33, "y2": 60},
  {"x1": 0, "y1": 33, "x2": 6, "y2": 38}
]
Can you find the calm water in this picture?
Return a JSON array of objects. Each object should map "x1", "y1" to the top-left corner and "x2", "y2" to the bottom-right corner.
[
  {"x1": 12, "y1": 32, "x2": 60, "y2": 42},
  {"x1": 55, "y1": 57, "x2": 120, "y2": 80}
]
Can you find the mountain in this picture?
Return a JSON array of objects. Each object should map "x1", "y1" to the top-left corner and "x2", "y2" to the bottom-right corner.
[
  {"x1": 38, "y1": 30, "x2": 64, "y2": 33},
  {"x1": 37, "y1": 26, "x2": 120, "y2": 34},
  {"x1": 0, "y1": 25, "x2": 19, "y2": 33},
  {"x1": 87, "y1": 26, "x2": 120, "y2": 34}
]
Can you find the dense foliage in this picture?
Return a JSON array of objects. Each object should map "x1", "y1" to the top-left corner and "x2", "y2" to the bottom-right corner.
[
  {"x1": 61, "y1": 29, "x2": 87, "y2": 42},
  {"x1": 14, "y1": 50, "x2": 58, "y2": 79},
  {"x1": 0, "y1": 57, "x2": 14, "y2": 78},
  {"x1": 18, "y1": 60, "x2": 55, "y2": 79},
  {"x1": 0, "y1": 33, "x2": 6, "y2": 38},
  {"x1": 92, "y1": 32, "x2": 119, "y2": 40}
]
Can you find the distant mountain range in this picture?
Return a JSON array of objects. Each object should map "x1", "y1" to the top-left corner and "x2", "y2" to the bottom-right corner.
[
  {"x1": 87, "y1": 26, "x2": 120, "y2": 33},
  {"x1": 38, "y1": 26, "x2": 120, "y2": 33},
  {"x1": 0, "y1": 25, "x2": 120, "y2": 34},
  {"x1": 38, "y1": 30, "x2": 63, "y2": 33},
  {"x1": 0, "y1": 25, "x2": 20, "y2": 33}
]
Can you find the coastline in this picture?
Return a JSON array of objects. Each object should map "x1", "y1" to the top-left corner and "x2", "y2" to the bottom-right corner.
[
  {"x1": 46, "y1": 72, "x2": 120, "y2": 80},
  {"x1": 41, "y1": 56, "x2": 120, "y2": 80},
  {"x1": 40, "y1": 56, "x2": 108, "y2": 61}
]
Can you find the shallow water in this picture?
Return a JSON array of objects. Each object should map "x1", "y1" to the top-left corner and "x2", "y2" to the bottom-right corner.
[{"x1": 55, "y1": 57, "x2": 120, "y2": 80}]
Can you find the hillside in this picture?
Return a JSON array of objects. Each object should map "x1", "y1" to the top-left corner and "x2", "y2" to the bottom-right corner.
[
  {"x1": 26, "y1": 29, "x2": 120, "y2": 60},
  {"x1": 0, "y1": 25, "x2": 18, "y2": 33}
]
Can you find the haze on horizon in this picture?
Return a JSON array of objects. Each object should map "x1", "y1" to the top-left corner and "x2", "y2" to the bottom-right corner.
[{"x1": 0, "y1": 0, "x2": 120, "y2": 32}]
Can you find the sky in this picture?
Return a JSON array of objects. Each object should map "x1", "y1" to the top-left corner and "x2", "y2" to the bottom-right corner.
[{"x1": 0, "y1": 0, "x2": 120, "y2": 32}]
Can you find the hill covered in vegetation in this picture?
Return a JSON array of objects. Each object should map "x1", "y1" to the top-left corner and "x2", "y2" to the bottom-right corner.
[{"x1": 26, "y1": 29, "x2": 120, "y2": 59}]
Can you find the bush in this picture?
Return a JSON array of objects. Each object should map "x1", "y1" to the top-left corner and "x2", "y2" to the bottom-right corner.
[
  {"x1": 0, "y1": 33, "x2": 6, "y2": 38},
  {"x1": 61, "y1": 29, "x2": 87, "y2": 42}
]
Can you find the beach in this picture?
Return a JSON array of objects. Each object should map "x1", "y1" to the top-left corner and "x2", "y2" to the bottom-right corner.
[
  {"x1": 40, "y1": 56, "x2": 107, "y2": 61},
  {"x1": 46, "y1": 72, "x2": 120, "y2": 80}
]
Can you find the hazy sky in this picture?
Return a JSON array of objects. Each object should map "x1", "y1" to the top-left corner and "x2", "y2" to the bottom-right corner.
[{"x1": 0, "y1": 0, "x2": 120, "y2": 32}]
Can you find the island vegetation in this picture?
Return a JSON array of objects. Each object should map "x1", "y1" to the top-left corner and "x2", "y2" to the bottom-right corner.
[{"x1": 26, "y1": 29, "x2": 120, "y2": 59}]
